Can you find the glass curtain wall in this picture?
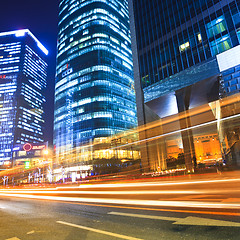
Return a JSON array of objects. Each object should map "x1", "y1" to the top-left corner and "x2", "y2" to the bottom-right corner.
[{"x1": 54, "y1": 0, "x2": 137, "y2": 165}]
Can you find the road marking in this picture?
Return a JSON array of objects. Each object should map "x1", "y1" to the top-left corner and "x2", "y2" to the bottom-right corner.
[
  {"x1": 108, "y1": 212, "x2": 240, "y2": 227},
  {"x1": 6, "y1": 237, "x2": 21, "y2": 240},
  {"x1": 0, "y1": 193, "x2": 240, "y2": 209},
  {"x1": 57, "y1": 220, "x2": 143, "y2": 240},
  {"x1": 109, "y1": 212, "x2": 178, "y2": 221},
  {"x1": 27, "y1": 230, "x2": 35, "y2": 235}
]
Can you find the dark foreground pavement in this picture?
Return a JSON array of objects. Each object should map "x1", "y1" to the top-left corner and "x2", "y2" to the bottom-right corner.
[{"x1": 0, "y1": 198, "x2": 240, "y2": 240}]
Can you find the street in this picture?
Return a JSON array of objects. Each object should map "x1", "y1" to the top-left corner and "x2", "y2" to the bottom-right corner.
[{"x1": 0, "y1": 171, "x2": 240, "y2": 240}]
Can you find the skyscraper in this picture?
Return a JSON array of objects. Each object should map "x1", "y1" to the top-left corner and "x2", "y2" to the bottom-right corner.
[
  {"x1": 54, "y1": 0, "x2": 137, "y2": 162},
  {"x1": 0, "y1": 29, "x2": 48, "y2": 168},
  {"x1": 129, "y1": 0, "x2": 240, "y2": 171},
  {"x1": 129, "y1": 0, "x2": 240, "y2": 123}
]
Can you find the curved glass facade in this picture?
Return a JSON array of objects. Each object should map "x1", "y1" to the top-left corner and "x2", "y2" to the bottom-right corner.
[{"x1": 54, "y1": 0, "x2": 137, "y2": 158}]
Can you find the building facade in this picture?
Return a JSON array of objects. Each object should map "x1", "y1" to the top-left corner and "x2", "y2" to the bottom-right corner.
[
  {"x1": 0, "y1": 29, "x2": 48, "y2": 169},
  {"x1": 129, "y1": 0, "x2": 240, "y2": 122},
  {"x1": 129, "y1": 0, "x2": 240, "y2": 171},
  {"x1": 54, "y1": 0, "x2": 137, "y2": 164}
]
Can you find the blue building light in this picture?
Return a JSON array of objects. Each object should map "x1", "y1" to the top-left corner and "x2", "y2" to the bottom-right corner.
[
  {"x1": 0, "y1": 29, "x2": 48, "y2": 166},
  {"x1": 0, "y1": 29, "x2": 48, "y2": 55},
  {"x1": 54, "y1": 0, "x2": 137, "y2": 160}
]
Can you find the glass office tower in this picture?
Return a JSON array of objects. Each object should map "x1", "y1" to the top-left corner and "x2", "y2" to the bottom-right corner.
[
  {"x1": 0, "y1": 29, "x2": 48, "y2": 168},
  {"x1": 129, "y1": 0, "x2": 240, "y2": 122},
  {"x1": 129, "y1": 0, "x2": 240, "y2": 172},
  {"x1": 54, "y1": 0, "x2": 137, "y2": 161}
]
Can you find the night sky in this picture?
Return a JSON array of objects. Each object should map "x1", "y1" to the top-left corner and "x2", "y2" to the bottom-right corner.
[{"x1": 0, "y1": 0, "x2": 59, "y2": 146}]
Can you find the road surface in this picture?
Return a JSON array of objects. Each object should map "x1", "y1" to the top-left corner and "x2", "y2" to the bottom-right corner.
[{"x1": 0, "y1": 171, "x2": 240, "y2": 239}]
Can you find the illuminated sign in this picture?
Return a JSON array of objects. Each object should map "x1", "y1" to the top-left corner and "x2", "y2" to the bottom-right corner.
[
  {"x1": 25, "y1": 161, "x2": 30, "y2": 169},
  {"x1": 0, "y1": 75, "x2": 6, "y2": 79},
  {"x1": 217, "y1": 45, "x2": 240, "y2": 72},
  {"x1": 14, "y1": 143, "x2": 47, "y2": 152},
  {"x1": 23, "y1": 143, "x2": 33, "y2": 152},
  {"x1": 13, "y1": 146, "x2": 20, "y2": 151},
  {"x1": 32, "y1": 145, "x2": 46, "y2": 150}
]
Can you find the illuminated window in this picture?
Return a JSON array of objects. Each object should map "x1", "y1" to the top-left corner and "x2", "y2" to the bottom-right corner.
[
  {"x1": 197, "y1": 33, "x2": 202, "y2": 43},
  {"x1": 210, "y1": 35, "x2": 232, "y2": 56},
  {"x1": 206, "y1": 16, "x2": 227, "y2": 38},
  {"x1": 179, "y1": 42, "x2": 190, "y2": 52}
]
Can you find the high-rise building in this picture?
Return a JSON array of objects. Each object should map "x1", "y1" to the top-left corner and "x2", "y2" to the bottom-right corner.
[
  {"x1": 54, "y1": 0, "x2": 137, "y2": 163},
  {"x1": 0, "y1": 29, "x2": 48, "y2": 168},
  {"x1": 129, "y1": 0, "x2": 240, "y2": 123},
  {"x1": 129, "y1": 0, "x2": 240, "y2": 171}
]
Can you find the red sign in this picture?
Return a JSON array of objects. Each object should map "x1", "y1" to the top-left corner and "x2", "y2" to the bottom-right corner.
[{"x1": 23, "y1": 143, "x2": 33, "y2": 152}]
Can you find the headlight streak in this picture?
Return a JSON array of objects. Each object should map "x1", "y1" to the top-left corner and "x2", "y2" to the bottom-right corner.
[
  {"x1": 0, "y1": 178, "x2": 239, "y2": 191},
  {"x1": 58, "y1": 178, "x2": 240, "y2": 189},
  {"x1": 0, "y1": 193, "x2": 239, "y2": 209},
  {"x1": 0, "y1": 190, "x2": 203, "y2": 195},
  {"x1": 108, "y1": 113, "x2": 240, "y2": 150}
]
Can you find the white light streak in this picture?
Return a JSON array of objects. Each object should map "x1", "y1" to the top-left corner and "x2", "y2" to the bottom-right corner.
[
  {"x1": 0, "y1": 190, "x2": 201, "y2": 195},
  {"x1": 109, "y1": 113, "x2": 240, "y2": 150},
  {"x1": 0, "y1": 193, "x2": 239, "y2": 209}
]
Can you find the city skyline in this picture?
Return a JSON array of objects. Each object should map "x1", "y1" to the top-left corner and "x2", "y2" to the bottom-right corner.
[{"x1": 0, "y1": 2, "x2": 239, "y2": 240}]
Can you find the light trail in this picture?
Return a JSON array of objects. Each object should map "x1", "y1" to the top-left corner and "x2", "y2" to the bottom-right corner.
[
  {"x1": 0, "y1": 177, "x2": 239, "y2": 191},
  {"x1": 0, "y1": 190, "x2": 206, "y2": 195},
  {"x1": 57, "y1": 177, "x2": 240, "y2": 189},
  {"x1": 109, "y1": 113, "x2": 240, "y2": 149},
  {"x1": 0, "y1": 189, "x2": 239, "y2": 195},
  {"x1": 0, "y1": 193, "x2": 240, "y2": 209},
  {"x1": 72, "y1": 94, "x2": 240, "y2": 152}
]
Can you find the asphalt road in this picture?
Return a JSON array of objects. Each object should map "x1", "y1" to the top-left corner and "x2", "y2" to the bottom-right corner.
[{"x1": 0, "y1": 171, "x2": 240, "y2": 240}]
